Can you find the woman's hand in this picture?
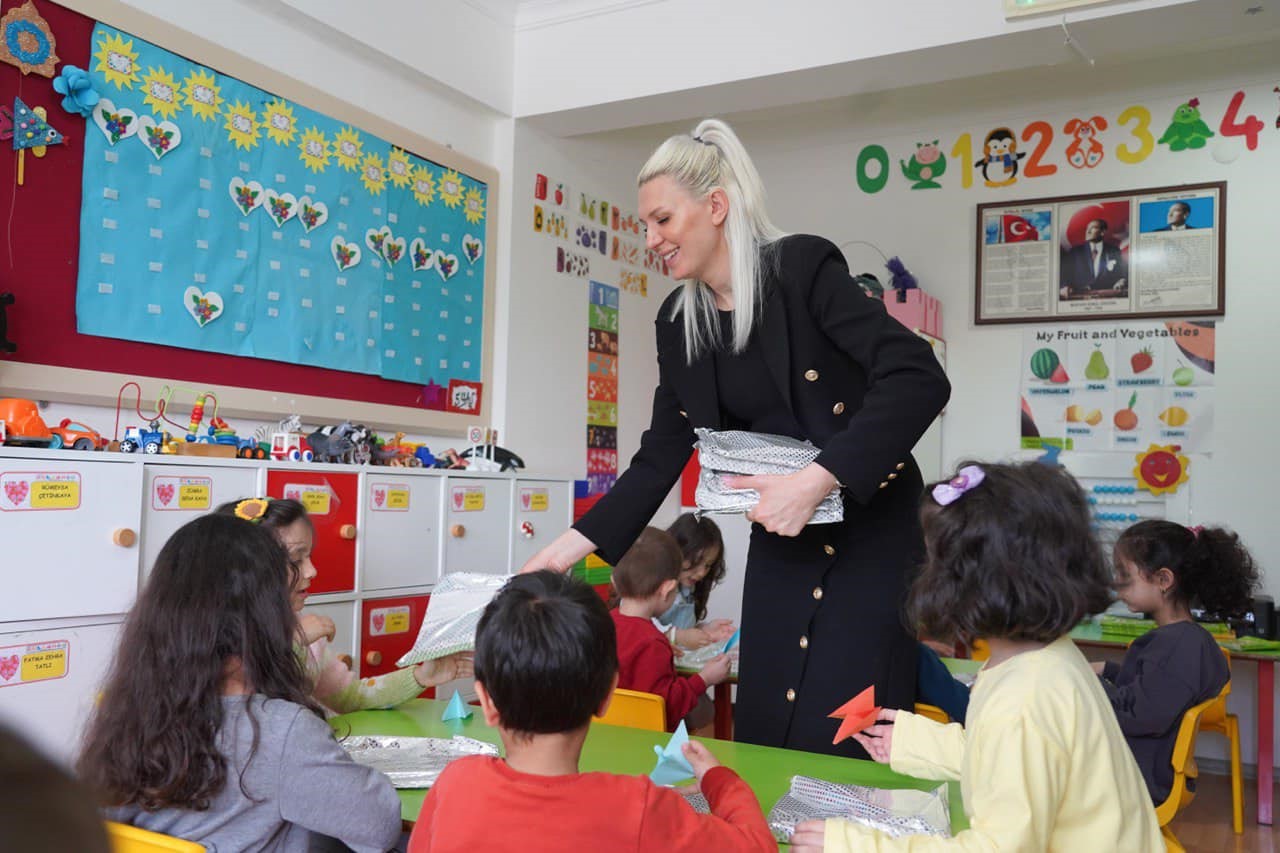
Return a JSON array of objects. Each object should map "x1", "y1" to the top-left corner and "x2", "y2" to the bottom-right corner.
[
  {"x1": 414, "y1": 652, "x2": 474, "y2": 688},
  {"x1": 723, "y1": 463, "x2": 838, "y2": 537},
  {"x1": 851, "y1": 708, "x2": 898, "y2": 764},
  {"x1": 518, "y1": 528, "x2": 597, "y2": 574},
  {"x1": 790, "y1": 820, "x2": 827, "y2": 851}
]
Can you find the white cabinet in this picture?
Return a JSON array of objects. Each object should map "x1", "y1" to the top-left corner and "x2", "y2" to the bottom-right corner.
[
  {"x1": 0, "y1": 453, "x2": 142, "y2": 623},
  {"x1": 140, "y1": 462, "x2": 262, "y2": 583},
  {"x1": 362, "y1": 475, "x2": 442, "y2": 591},
  {"x1": 0, "y1": 619, "x2": 124, "y2": 763},
  {"x1": 443, "y1": 476, "x2": 513, "y2": 574},
  {"x1": 510, "y1": 479, "x2": 573, "y2": 570},
  {"x1": 300, "y1": 599, "x2": 358, "y2": 666}
]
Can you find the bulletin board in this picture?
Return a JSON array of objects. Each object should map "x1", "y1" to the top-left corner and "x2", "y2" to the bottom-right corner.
[{"x1": 0, "y1": 0, "x2": 498, "y2": 433}]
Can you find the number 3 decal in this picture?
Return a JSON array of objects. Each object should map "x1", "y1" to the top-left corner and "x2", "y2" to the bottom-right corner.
[{"x1": 1116, "y1": 105, "x2": 1154, "y2": 164}]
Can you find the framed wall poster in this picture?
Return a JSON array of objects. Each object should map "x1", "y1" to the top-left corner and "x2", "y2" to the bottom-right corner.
[
  {"x1": 1003, "y1": 0, "x2": 1121, "y2": 17},
  {"x1": 975, "y1": 182, "x2": 1225, "y2": 325}
]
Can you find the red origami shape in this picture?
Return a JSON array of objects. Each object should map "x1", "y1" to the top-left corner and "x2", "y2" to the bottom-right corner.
[{"x1": 829, "y1": 685, "x2": 882, "y2": 745}]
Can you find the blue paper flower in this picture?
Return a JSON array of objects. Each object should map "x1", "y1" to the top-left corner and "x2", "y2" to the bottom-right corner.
[{"x1": 52, "y1": 65, "x2": 100, "y2": 118}]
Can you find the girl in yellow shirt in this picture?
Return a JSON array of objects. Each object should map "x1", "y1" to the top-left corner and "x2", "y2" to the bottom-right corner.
[{"x1": 792, "y1": 461, "x2": 1163, "y2": 852}]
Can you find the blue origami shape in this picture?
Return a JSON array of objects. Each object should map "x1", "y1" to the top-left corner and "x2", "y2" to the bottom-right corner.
[
  {"x1": 648, "y1": 720, "x2": 695, "y2": 785},
  {"x1": 52, "y1": 65, "x2": 99, "y2": 117},
  {"x1": 1036, "y1": 444, "x2": 1062, "y2": 467},
  {"x1": 441, "y1": 690, "x2": 473, "y2": 722},
  {"x1": 723, "y1": 628, "x2": 741, "y2": 653}
]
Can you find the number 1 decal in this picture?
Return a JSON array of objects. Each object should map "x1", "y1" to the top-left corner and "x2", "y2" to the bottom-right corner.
[{"x1": 950, "y1": 132, "x2": 973, "y2": 189}]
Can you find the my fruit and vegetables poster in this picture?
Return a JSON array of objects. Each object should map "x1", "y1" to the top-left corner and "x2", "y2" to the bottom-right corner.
[{"x1": 1021, "y1": 320, "x2": 1214, "y2": 453}]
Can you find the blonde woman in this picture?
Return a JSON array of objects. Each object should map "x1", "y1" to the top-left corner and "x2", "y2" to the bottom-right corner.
[{"x1": 522, "y1": 119, "x2": 949, "y2": 756}]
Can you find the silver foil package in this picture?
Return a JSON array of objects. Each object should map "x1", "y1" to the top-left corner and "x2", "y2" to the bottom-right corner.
[{"x1": 767, "y1": 775, "x2": 951, "y2": 842}]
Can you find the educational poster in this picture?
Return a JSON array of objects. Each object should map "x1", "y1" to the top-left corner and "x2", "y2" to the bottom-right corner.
[
  {"x1": 977, "y1": 183, "x2": 1223, "y2": 323},
  {"x1": 586, "y1": 280, "x2": 619, "y2": 496},
  {"x1": 1020, "y1": 320, "x2": 1215, "y2": 453},
  {"x1": 74, "y1": 24, "x2": 488, "y2": 387}
]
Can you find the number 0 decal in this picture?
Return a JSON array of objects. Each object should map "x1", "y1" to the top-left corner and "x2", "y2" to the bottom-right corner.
[{"x1": 855, "y1": 145, "x2": 889, "y2": 194}]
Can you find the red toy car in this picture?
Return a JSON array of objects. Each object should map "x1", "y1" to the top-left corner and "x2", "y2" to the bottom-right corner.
[{"x1": 49, "y1": 418, "x2": 109, "y2": 451}]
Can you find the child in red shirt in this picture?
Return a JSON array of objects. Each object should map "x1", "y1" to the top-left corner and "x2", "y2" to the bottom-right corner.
[
  {"x1": 407, "y1": 571, "x2": 774, "y2": 853},
  {"x1": 612, "y1": 527, "x2": 731, "y2": 733}
]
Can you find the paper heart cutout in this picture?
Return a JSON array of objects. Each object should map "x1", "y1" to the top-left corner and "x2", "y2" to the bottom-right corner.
[
  {"x1": 435, "y1": 250, "x2": 459, "y2": 281},
  {"x1": 4, "y1": 481, "x2": 29, "y2": 505},
  {"x1": 92, "y1": 98, "x2": 138, "y2": 145},
  {"x1": 365, "y1": 225, "x2": 392, "y2": 256},
  {"x1": 184, "y1": 286, "x2": 224, "y2": 327},
  {"x1": 297, "y1": 196, "x2": 329, "y2": 233},
  {"x1": 136, "y1": 115, "x2": 182, "y2": 160},
  {"x1": 229, "y1": 177, "x2": 264, "y2": 216},
  {"x1": 521, "y1": 492, "x2": 531, "y2": 509},
  {"x1": 156, "y1": 483, "x2": 175, "y2": 506},
  {"x1": 382, "y1": 235, "x2": 407, "y2": 267},
  {"x1": 410, "y1": 238, "x2": 434, "y2": 271},
  {"x1": 374, "y1": 488, "x2": 385, "y2": 507},
  {"x1": 372, "y1": 613, "x2": 385, "y2": 631},
  {"x1": 264, "y1": 189, "x2": 298, "y2": 228},
  {"x1": 331, "y1": 236, "x2": 362, "y2": 271},
  {"x1": 462, "y1": 234, "x2": 483, "y2": 264},
  {"x1": 0, "y1": 655, "x2": 18, "y2": 682},
  {"x1": 452, "y1": 490, "x2": 464, "y2": 509}
]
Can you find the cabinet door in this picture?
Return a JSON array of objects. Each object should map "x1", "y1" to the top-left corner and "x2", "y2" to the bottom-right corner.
[
  {"x1": 141, "y1": 464, "x2": 261, "y2": 583},
  {"x1": 511, "y1": 480, "x2": 572, "y2": 571},
  {"x1": 363, "y1": 476, "x2": 442, "y2": 591},
  {"x1": 0, "y1": 459, "x2": 142, "y2": 623},
  {"x1": 301, "y1": 599, "x2": 358, "y2": 668},
  {"x1": 359, "y1": 594, "x2": 431, "y2": 697},
  {"x1": 0, "y1": 620, "x2": 124, "y2": 763},
  {"x1": 443, "y1": 478, "x2": 513, "y2": 575},
  {"x1": 266, "y1": 469, "x2": 359, "y2": 593}
]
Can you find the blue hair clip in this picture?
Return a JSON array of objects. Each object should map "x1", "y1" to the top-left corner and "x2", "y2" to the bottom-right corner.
[{"x1": 932, "y1": 465, "x2": 985, "y2": 506}]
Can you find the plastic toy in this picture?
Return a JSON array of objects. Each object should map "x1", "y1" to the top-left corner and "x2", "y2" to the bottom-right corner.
[
  {"x1": 0, "y1": 398, "x2": 59, "y2": 447},
  {"x1": 270, "y1": 431, "x2": 314, "y2": 462},
  {"x1": 119, "y1": 422, "x2": 169, "y2": 454},
  {"x1": 308, "y1": 421, "x2": 374, "y2": 464},
  {"x1": 204, "y1": 417, "x2": 267, "y2": 459},
  {"x1": 49, "y1": 418, "x2": 108, "y2": 451},
  {"x1": 372, "y1": 432, "x2": 422, "y2": 467}
]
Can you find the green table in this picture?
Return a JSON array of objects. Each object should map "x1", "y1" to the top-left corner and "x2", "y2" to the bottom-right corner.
[
  {"x1": 941, "y1": 656, "x2": 983, "y2": 677},
  {"x1": 332, "y1": 698, "x2": 968, "y2": 840}
]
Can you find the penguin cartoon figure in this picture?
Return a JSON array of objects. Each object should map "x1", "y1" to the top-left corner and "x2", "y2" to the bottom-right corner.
[{"x1": 975, "y1": 127, "x2": 1025, "y2": 188}]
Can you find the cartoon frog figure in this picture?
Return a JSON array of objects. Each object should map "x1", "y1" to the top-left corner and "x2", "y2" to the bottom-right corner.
[
  {"x1": 899, "y1": 141, "x2": 947, "y2": 189},
  {"x1": 1157, "y1": 98, "x2": 1215, "y2": 151}
]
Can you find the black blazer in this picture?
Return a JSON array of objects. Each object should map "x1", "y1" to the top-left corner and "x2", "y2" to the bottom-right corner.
[
  {"x1": 575, "y1": 234, "x2": 951, "y2": 564},
  {"x1": 1062, "y1": 241, "x2": 1127, "y2": 293}
]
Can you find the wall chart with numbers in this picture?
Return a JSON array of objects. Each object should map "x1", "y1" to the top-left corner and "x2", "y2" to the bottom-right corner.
[{"x1": 0, "y1": 1, "x2": 497, "y2": 426}]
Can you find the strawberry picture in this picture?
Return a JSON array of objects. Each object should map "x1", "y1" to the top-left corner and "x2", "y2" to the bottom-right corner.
[{"x1": 1131, "y1": 347, "x2": 1154, "y2": 374}]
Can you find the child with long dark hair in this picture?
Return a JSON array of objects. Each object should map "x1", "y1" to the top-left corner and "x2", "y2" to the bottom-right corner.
[
  {"x1": 1093, "y1": 520, "x2": 1258, "y2": 802},
  {"x1": 658, "y1": 513, "x2": 735, "y2": 650},
  {"x1": 77, "y1": 514, "x2": 401, "y2": 852},
  {"x1": 216, "y1": 497, "x2": 472, "y2": 714},
  {"x1": 791, "y1": 462, "x2": 1161, "y2": 851}
]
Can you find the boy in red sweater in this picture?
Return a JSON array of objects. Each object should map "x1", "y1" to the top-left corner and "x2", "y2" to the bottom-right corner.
[
  {"x1": 612, "y1": 527, "x2": 731, "y2": 734},
  {"x1": 407, "y1": 570, "x2": 773, "y2": 853}
]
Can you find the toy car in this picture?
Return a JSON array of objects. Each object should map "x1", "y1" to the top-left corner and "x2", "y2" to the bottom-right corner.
[
  {"x1": 49, "y1": 419, "x2": 108, "y2": 451},
  {"x1": 0, "y1": 398, "x2": 60, "y2": 448},
  {"x1": 119, "y1": 424, "x2": 168, "y2": 454},
  {"x1": 270, "y1": 431, "x2": 314, "y2": 462}
]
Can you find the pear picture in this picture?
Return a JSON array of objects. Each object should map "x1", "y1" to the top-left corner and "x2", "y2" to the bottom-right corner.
[{"x1": 1085, "y1": 345, "x2": 1110, "y2": 381}]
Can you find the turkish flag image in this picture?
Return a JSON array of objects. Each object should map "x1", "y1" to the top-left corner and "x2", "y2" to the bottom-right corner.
[{"x1": 1002, "y1": 214, "x2": 1040, "y2": 243}]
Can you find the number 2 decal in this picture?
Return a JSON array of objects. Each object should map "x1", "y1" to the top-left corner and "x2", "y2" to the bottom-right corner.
[{"x1": 1019, "y1": 121, "x2": 1057, "y2": 178}]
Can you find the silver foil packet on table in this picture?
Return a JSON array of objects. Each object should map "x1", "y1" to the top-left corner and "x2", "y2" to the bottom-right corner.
[
  {"x1": 693, "y1": 429, "x2": 843, "y2": 524},
  {"x1": 675, "y1": 640, "x2": 739, "y2": 677},
  {"x1": 395, "y1": 572, "x2": 509, "y2": 667},
  {"x1": 767, "y1": 775, "x2": 951, "y2": 842},
  {"x1": 342, "y1": 735, "x2": 499, "y2": 788}
]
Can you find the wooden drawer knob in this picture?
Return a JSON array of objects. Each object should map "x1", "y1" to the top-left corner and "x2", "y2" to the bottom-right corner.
[
  {"x1": 339, "y1": 524, "x2": 357, "y2": 540},
  {"x1": 450, "y1": 524, "x2": 466, "y2": 538},
  {"x1": 365, "y1": 651, "x2": 382, "y2": 666},
  {"x1": 337, "y1": 654, "x2": 353, "y2": 670},
  {"x1": 112, "y1": 528, "x2": 137, "y2": 548}
]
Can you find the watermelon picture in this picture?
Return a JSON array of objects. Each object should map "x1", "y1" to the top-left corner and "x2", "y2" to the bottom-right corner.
[{"x1": 1030, "y1": 348, "x2": 1060, "y2": 380}]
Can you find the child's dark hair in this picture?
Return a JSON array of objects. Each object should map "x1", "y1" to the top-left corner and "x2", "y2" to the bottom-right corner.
[
  {"x1": 474, "y1": 570, "x2": 617, "y2": 735},
  {"x1": 77, "y1": 514, "x2": 319, "y2": 811},
  {"x1": 909, "y1": 461, "x2": 1112, "y2": 645},
  {"x1": 2, "y1": 724, "x2": 110, "y2": 853},
  {"x1": 667, "y1": 513, "x2": 727, "y2": 622},
  {"x1": 1115, "y1": 520, "x2": 1259, "y2": 617},
  {"x1": 610, "y1": 526, "x2": 682, "y2": 600},
  {"x1": 215, "y1": 496, "x2": 311, "y2": 578}
]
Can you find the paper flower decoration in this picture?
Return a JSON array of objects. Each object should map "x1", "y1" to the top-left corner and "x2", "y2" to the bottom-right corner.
[
  {"x1": 439, "y1": 169, "x2": 464, "y2": 208},
  {"x1": 52, "y1": 65, "x2": 100, "y2": 117},
  {"x1": 464, "y1": 187, "x2": 486, "y2": 224},
  {"x1": 411, "y1": 165, "x2": 436, "y2": 207},
  {"x1": 233, "y1": 497, "x2": 270, "y2": 522},
  {"x1": 1, "y1": 1, "x2": 59, "y2": 77}
]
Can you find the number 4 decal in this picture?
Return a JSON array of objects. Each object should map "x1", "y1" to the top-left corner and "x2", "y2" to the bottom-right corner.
[{"x1": 1219, "y1": 90, "x2": 1264, "y2": 151}]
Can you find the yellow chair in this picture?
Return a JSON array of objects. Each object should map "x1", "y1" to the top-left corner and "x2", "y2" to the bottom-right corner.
[
  {"x1": 1196, "y1": 649, "x2": 1243, "y2": 834},
  {"x1": 1155, "y1": 692, "x2": 1221, "y2": 852},
  {"x1": 593, "y1": 688, "x2": 666, "y2": 732},
  {"x1": 913, "y1": 703, "x2": 951, "y2": 724},
  {"x1": 106, "y1": 821, "x2": 203, "y2": 853},
  {"x1": 969, "y1": 638, "x2": 990, "y2": 661}
]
